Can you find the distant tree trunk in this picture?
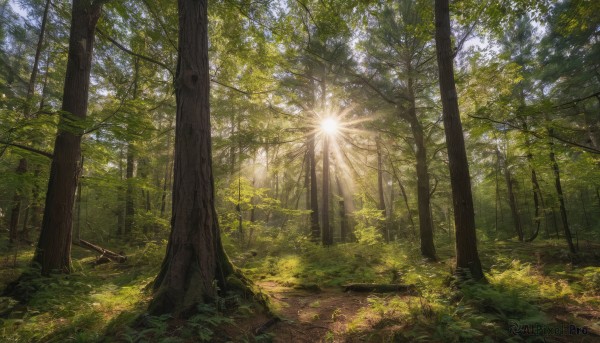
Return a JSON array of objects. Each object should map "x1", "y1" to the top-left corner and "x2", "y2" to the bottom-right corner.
[
  {"x1": 322, "y1": 135, "x2": 332, "y2": 246},
  {"x1": 308, "y1": 133, "x2": 320, "y2": 241},
  {"x1": 116, "y1": 147, "x2": 124, "y2": 237},
  {"x1": 339, "y1": 200, "x2": 348, "y2": 242},
  {"x1": 376, "y1": 139, "x2": 388, "y2": 242},
  {"x1": 149, "y1": 0, "x2": 242, "y2": 316},
  {"x1": 124, "y1": 58, "x2": 139, "y2": 238},
  {"x1": 9, "y1": 158, "x2": 27, "y2": 244},
  {"x1": 405, "y1": 72, "x2": 436, "y2": 258},
  {"x1": 26, "y1": 0, "x2": 51, "y2": 104},
  {"x1": 124, "y1": 144, "x2": 135, "y2": 236},
  {"x1": 74, "y1": 173, "x2": 83, "y2": 244},
  {"x1": 390, "y1": 161, "x2": 416, "y2": 238},
  {"x1": 497, "y1": 146, "x2": 523, "y2": 241},
  {"x1": 523, "y1": 123, "x2": 544, "y2": 242},
  {"x1": 33, "y1": 0, "x2": 105, "y2": 275},
  {"x1": 160, "y1": 127, "x2": 172, "y2": 218},
  {"x1": 547, "y1": 128, "x2": 576, "y2": 253},
  {"x1": 434, "y1": 0, "x2": 484, "y2": 280},
  {"x1": 8, "y1": 0, "x2": 51, "y2": 242}
]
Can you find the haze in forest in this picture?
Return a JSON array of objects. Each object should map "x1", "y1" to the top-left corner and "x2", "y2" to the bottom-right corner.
[{"x1": 0, "y1": 0, "x2": 599, "y2": 342}]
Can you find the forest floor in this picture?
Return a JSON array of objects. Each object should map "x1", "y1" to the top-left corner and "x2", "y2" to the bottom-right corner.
[{"x1": 0, "y1": 238, "x2": 599, "y2": 342}]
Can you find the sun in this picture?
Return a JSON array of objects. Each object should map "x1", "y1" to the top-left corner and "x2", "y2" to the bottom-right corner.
[{"x1": 321, "y1": 117, "x2": 339, "y2": 135}]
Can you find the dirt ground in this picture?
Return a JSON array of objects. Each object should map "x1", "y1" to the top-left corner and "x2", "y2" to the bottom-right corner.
[{"x1": 254, "y1": 281, "x2": 408, "y2": 343}]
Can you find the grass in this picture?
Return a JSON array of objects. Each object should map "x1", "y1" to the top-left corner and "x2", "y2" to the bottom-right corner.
[{"x1": 0, "y1": 236, "x2": 598, "y2": 342}]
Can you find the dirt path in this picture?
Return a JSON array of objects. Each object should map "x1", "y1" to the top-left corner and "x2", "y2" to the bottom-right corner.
[{"x1": 257, "y1": 281, "x2": 394, "y2": 342}]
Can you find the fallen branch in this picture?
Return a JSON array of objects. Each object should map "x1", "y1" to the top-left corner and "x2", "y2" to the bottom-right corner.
[
  {"x1": 73, "y1": 239, "x2": 127, "y2": 264},
  {"x1": 343, "y1": 283, "x2": 418, "y2": 294}
]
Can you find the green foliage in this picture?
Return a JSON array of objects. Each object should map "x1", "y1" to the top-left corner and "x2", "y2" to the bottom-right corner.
[{"x1": 352, "y1": 206, "x2": 384, "y2": 245}]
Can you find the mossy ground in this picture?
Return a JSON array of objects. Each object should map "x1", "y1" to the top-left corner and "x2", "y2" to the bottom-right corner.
[{"x1": 0, "y1": 238, "x2": 599, "y2": 342}]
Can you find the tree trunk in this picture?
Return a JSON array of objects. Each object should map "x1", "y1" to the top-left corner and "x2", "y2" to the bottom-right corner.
[
  {"x1": 25, "y1": 0, "x2": 51, "y2": 105},
  {"x1": 405, "y1": 73, "x2": 436, "y2": 258},
  {"x1": 376, "y1": 139, "x2": 388, "y2": 242},
  {"x1": 149, "y1": 0, "x2": 240, "y2": 316},
  {"x1": 9, "y1": 158, "x2": 27, "y2": 244},
  {"x1": 547, "y1": 129, "x2": 576, "y2": 253},
  {"x1": 8, "y1": 0, "x2": 51, "y2": 243},
  {"x1": 434, "y1": 0, "x2": 484, "y2": 280},
  {"x1": 160, "y1": 125, "x2": 173, "y2": 218},
  {"x1": 497, "y1": 146, "x2": 524, "y2": 241},
  {"x1": 308, "y1": 133, "x2": 320, "y2": 241},
  {"x1": 32, "y1": 0, "x2": 104, "y2": 275},
  {"x1": 124, "y1": 58, "x2": 139, "y2": 238},
  {"x1": 322, "y1": 135, "x2": 332, "y2": 246},
  {"x1": 390, "y1": 161, "x2": 416, "y2": 238},
  {"x1": 523, "y1": 125, "x2": 544, "y2": 242}
]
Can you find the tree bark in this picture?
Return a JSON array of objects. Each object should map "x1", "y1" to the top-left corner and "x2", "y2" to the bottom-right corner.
[
  {"x1": 33, "y1": 0, "x2": 104, "y2": 275},
  {"x1": 434, "y1": 0, "x2": 484, "y2": 280},
  {"x1": 149, "y1": 0, "x2": 242, "y2": 316}
]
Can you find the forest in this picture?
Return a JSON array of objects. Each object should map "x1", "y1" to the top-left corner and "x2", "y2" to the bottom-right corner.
[{"x1": 0, "y1": 0, "x2": 599, "y2": 341}]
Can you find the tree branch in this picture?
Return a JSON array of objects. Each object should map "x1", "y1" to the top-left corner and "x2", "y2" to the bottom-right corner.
[
  {"x1": 0, "y1": 140, "x2": 53, "y2": 159},
  {"x1": 96, "y1": 28, "x2": 175, "y2": 76},
  {"x1": 467, "y1": 114, "x2": 600, "y2": 154}
]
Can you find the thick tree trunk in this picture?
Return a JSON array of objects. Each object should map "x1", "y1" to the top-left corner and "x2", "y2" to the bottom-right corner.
[
  {"x1": 434, "y1": 0, "x2": 484, "y2": 280},
  {"x1": 33, "y1": 0, "x2": 103, "y2": 275},
  {"x1": 308, "y1": 133, "x2": 320, "y2": 241},
  {"x1": 149, "y1": 0, "x2": 240, "y2": 316},
  {"x1": 322, "y1": 135, "x2": 332, "y2": 246}
]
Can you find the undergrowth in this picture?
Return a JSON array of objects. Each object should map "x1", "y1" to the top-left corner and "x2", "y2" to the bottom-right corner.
[{"x1": 0, "y1": 238, "x2": 598, "y2": 342}]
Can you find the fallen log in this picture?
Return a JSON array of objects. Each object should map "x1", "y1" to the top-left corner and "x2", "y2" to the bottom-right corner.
[
  {"x1": 73, "y1": 239, "x2": 127, "y2": 264},
  {"x1": 343, "y1": 283, "x2": 418, "y2": 294}
]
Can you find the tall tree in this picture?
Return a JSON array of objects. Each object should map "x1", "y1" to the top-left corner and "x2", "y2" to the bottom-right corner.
[
  {"x1": 360, "y1": 0, "x2": 437, "y2": 258},
  {"x1": 149, "y1": 0, "x2": 249, "y2": 316},
  {"x1": 434, "y1": 0, "x2": 484, "y2": 280},
  {"x1": 33, "y1": 0, "x2": 107, "y2": 274}
]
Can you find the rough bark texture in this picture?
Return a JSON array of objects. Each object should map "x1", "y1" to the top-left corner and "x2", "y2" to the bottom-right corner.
[
  {"x1": 308, "y1": 133, "x2": 320, "y2": 241},
  {"x1": 33, "y1": 0, "x2": 103, "y2": 275},
  {"x1": 149, "y1": 0, "x2": 236, "y2": 316},
  {"x1": 434, "y1": 0, "x2": 484, "y2": 280}
]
